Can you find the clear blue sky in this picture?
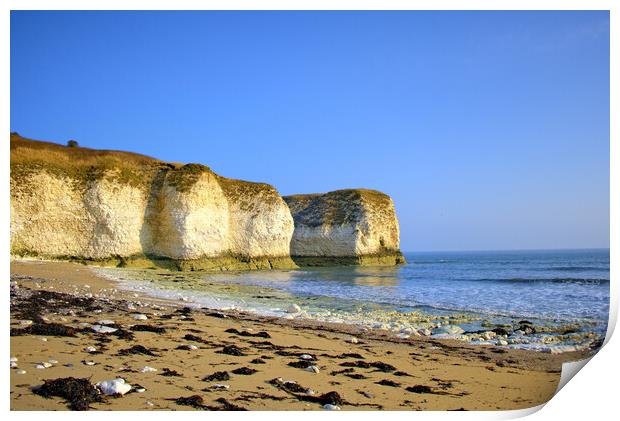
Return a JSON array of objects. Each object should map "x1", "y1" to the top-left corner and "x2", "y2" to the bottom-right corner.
[{"x1": 10, "y1": 11, "x2": 610, "y2": 252}]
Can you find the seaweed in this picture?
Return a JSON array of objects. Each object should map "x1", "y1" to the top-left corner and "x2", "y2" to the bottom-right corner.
[
  {"x1": 117, "y1": 345, "x2": 159, "y2": 356},
  {"x1": 218, "y1": 345, "x2": 245, "y2": 356},
  {"x1": 33, "y1": 377, "x2": 102, "y2": 411},
  {"x1": 130, "y1": 324, "x2": 166, "y2": 333},
  {"x1": 231, "y1": 367, "x2": 257, "y2": 375},
  {"x1": 203, "y1": 371, "x2": 230, "y2": 382}
]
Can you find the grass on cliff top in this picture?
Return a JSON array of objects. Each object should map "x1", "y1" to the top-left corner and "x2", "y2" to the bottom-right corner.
[
  {"x1": 283, "y1": 189, "x2": 392, "y2": 227},
  {"x1": 10, "y1": 133, "x2": 279, "y2": 195}
]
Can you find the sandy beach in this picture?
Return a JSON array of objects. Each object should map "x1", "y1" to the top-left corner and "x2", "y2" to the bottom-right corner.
[{"x1": 10, "y1": 260, "x2": 592, "y2": 411}]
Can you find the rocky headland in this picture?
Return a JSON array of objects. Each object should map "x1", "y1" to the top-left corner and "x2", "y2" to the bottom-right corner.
[{"x1": 10, "y1": 134, "x2": 405, "y2": 271}]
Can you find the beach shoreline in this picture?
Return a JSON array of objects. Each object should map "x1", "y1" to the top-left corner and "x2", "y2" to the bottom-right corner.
[{"x1": 10, "y1": 260, "x2": 593, "y2": 411}]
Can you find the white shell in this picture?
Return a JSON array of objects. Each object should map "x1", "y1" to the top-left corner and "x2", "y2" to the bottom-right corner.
[
  {"x1": 97, "y1": 378, "x2": 132, "y2": 396},
  {"x1": 323, "y1": 404, "x2": 341, "y2": 410},
  {"x1": 85, "y1": 346, "x2": 97, "y2": 353},
  {"x1": 211, "y1": 384, "x2": 230, "y2": 390},
  {"x1": 140, "y1": 366, "x2": 157, "y2": 373},
  {"x1": 132, "y1": 314, "x2": 148, "y2": 320},
  {"x1": 299, "y1": 354, "x2": 313, "y2": 360}
]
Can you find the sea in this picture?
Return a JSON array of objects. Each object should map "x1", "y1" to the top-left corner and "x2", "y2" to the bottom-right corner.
[{"x1": 97, "y1": 248, "x2": 610, "y2": 354}]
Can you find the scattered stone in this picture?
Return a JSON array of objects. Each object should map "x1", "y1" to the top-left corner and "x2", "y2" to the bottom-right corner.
[
  {"x1": 346, "y1": 337, "x2": 359, "y2": 344},
  {"x1": 323, "y1": 404, "x2": 341, "y2": 410},
  {"x1": 84, "y1": 346, "x2": 97, "y2": 353},
  {"x1": 305, "y1": 365, "x2": 320, "y2": 374},
  {"x1": 210, "y1": 384, "x2": 230, "y2": 390},
  {"x1": 140, "y1": 366, "x2": 157, "y2": 373},
  {"x1": 91, "y1": 325, "x2": 118, "y2": 334},
  {"x1": 287, "y1": 304, "x2": 301, "y2": 313},
  {"x1": 82, "y1": 361, "x2": 96, "y2": 366},
  {"x1": 132, "y1": 314, "x2": 148, "y2": 321}
]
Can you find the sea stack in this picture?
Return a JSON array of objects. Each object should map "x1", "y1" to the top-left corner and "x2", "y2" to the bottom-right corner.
[{"x1": 283, "y1": 189, "x2": 406, "y2": 266}]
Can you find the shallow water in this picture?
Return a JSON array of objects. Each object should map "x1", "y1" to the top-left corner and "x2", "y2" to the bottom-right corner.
[{"x1": 96, "y1": 248, "x2": 609, "y2": 353}]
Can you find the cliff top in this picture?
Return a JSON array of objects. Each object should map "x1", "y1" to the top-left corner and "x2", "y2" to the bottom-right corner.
[
  {"x1": 283, "y1": 189, "x2": 394, "y2": 227},
  {"x1": 10, "y1": 133, "x2": 277, "y2": 196}
]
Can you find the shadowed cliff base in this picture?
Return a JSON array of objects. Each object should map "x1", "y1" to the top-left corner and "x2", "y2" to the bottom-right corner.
[
  {"x1": 9, "y1": 251, "x2": 298, "y2": 272},
  {"x1": 292, "y1": 252, "x2": 407, "y2": 268}
]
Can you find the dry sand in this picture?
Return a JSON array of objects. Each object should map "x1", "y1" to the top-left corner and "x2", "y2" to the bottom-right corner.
[{"x1": 10, "y1": 260, "x2": 590, "y2": 411}]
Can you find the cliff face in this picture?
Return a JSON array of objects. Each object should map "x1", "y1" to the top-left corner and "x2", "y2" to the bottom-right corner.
[
  {"x1": 283, "y1": 189, "x2": 406, "y2": 266},
  {"x1": 11, "y1": 134, "x2": 405, "y2": 270},
  {"x1": 10, "y1": 134, "x2": 295, "y2": 270}
]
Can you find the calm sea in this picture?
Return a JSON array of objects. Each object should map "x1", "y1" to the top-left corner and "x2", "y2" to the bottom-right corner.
[{"x1": 100, "y1": 248, "x2": 610, "y2": 353}]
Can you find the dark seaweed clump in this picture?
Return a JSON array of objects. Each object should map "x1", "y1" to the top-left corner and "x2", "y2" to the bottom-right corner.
[
  {"x1": 117, "y1": 345, "x2": 159, "y2": 356},
  {"x1": 288, "y1": 360, "x2": 314, "y2": 369},
  {"x1": 215, "y1": 397, "x2": 248, "y2": 411},
  {"x1": 339, "y1": 360, "x2": 396, "y2": 372},
  {"x1": 34, "y1": 377, "x2": 102, "y2": 411},
  {"x1": 224, "y1": 328, "x2": 271, "y2": 338},
  {"x1": 232, "y1": 367, "x2": 257, "y2": 375},
  {"x1": 203, "y1": 371, "x2": 230, "y2": 382},
  {"x1": 375, "y1": 379, "x2": 401, "y2": 387},
  {"x1": 218, "y1": 345, "x2": 245, "y2": 356},
  {"x1": 130, "y1": 324, "x2": 166, "y2": 333},
  {"x1": 160, "y1": 368, "x2": 182, "y2": 377},
  {"x1": 11, "y1": 322, "x2": 78, "y2": 337},
  {"x1": 406, "y1": 385, "x2": 434, "y2": 394}
]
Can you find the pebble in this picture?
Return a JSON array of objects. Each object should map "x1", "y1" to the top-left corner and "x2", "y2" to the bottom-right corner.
[
  {"x1": 97, "y1": 320, "x2": 115, "y2": 325},
  {"x1": 132, "y1": 314, "x2": 148, "y2": 321},
  {"x1": 41, "y1": 338, "x2": 48, "y2": 342},
  {"x1": 186, "y1": 344, "x2": 198, "y2": 350},
  {"x1": 419, "y1": 329, "x2": 432, "y2": 336},
  {"x1": 299, "y1": 354, "x2": 313, "y2": 360},
  {"x1": 10, "y1": 357, "x2": 18, "y2": 362},
  {"x1": 135, "y1": 387, "x2": 146, "y2": 393},
  {"x1": 48, "y1": 359, "x2": 58, "y2": 364},
  {"x1": 146, "y1": 401, "x2": 154, "y2": 407},
  {"x1": 35, "y1": 364, "x2": 48, "y2": 369},
  {"x1": 211, "y1": 384, "x2": 230, "y2": 390},
  {"x1": 92, "y1": 325, "x2": 118, "y2": 334},
  {"x1": 85, "y1": 346, "x2": 98, "y2": 353},
  {"x1": 497, "y1": 340, "x2": 509, "y2": 346},
  {"x1": 97, "y1": 378, "x2": 132, "y2": 396},
  {"x1": 286, "y1": 304, "x2": 301, "y2": 313},
  {"x1": 140, "y1": 366, "x2": 158, "y2": 373},
  {"x1": 20, "y1": 320, "x2": 33, "y2": 326},
  {"x1": 10, "y1": 361, "x2": 18, "y2": 368},
  {"x1": 16, "y1": 370, "x2": 27, "y2": 374},
  {"x1": 305, "y1": 365, "x2": 320, "y2": 374},
  {"x1": 346, "y1": 337, "x2": 359, "y2": 344},
  {"x1": 323, "y1": 404, "x2": 341, "y2": 410},
  {"x1": 83, "y1": 361, "x2": 96, "y2": 366}
]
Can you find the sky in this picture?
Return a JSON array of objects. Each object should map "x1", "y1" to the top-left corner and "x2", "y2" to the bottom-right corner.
[{"x1": 10, "y1": 11, "x2": 610, "y2": 252}]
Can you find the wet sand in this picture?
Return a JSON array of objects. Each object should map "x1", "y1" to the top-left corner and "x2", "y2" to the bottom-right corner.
[{"x1": 10, "y1": 260, "x2": 591, "y2": 411}]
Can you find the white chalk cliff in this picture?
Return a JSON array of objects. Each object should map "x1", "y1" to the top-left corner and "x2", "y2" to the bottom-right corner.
[
  {"x1": 10, "y1": 134, "x2": 404, "y2": 270},
  {"x1": 284, "y1": 190, "x2": 405, "y2": 266}
]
